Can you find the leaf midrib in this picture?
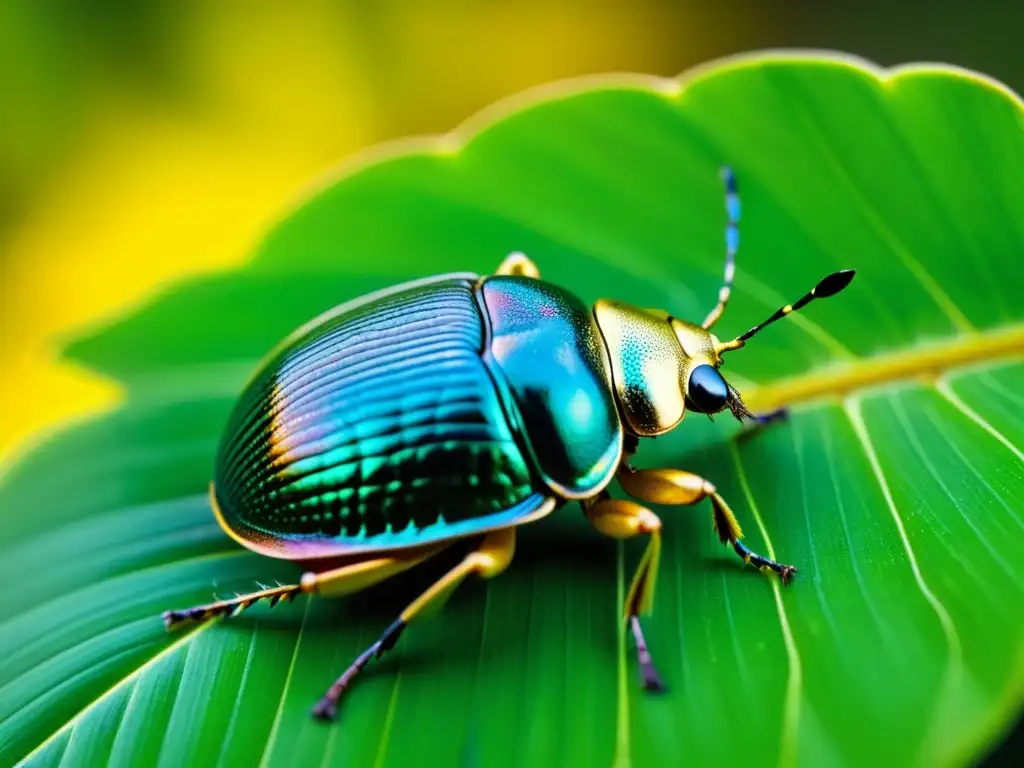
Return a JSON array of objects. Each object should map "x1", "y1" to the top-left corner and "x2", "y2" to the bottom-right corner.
[{"x1": 746, "y1": 324, "x2": 1024, "y2": 411}]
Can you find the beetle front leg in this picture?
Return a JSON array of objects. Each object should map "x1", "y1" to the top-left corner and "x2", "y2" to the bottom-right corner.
[
  {"x1": 495, "y1": 250, "x2": 540, "y2": 278},
  {"x1": 748, "y1": 406, "x2": 788, "y2": 427},
  {"x1": 618, "y1": 467, "x2": 797, "y2": 585},
  {"x1": 582, "y1": 493, "x2": 665, "y2": 692}
]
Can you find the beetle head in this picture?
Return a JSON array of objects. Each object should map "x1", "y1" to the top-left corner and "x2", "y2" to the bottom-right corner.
[
  {"x1": 594, "y1": 268, "x2": 855, "y2": 436},
  {"x1": 593, "y1": 300, "x2": 738, "y2": 437},
  {"x1": 671, "y1": 318, "x2": 753, "y2": 421}
]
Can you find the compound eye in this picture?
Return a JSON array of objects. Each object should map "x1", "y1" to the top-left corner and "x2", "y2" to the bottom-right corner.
[{"x1": 687, "y1": 364, "x2": 729, "y2": 413}]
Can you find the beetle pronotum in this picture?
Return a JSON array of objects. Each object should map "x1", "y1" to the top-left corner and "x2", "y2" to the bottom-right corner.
[{"x1": 164, "y1": 166, "x2": 855, "y2": 720}]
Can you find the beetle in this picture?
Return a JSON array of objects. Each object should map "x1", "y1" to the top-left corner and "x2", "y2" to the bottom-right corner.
[{"x1": 163, "y1": 166, "x2": 854, "y2": 720}]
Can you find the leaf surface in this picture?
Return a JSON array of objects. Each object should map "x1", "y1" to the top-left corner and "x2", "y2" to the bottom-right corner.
[{"x1": 2, "y1": 51, "x2": 1022, "y2": 768}]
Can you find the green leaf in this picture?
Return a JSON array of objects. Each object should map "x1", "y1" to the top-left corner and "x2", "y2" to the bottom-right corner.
[{"x1": 3, "y1": 50, "x2": 1022, "y2": 768}]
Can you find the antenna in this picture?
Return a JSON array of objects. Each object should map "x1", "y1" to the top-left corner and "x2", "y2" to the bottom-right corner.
[
  {"x1": 716, "y1": 270, "x2": 856, "y2": 354},
  {"x1": 702, "y1": 166, "x2": 740, "y2": 330}
]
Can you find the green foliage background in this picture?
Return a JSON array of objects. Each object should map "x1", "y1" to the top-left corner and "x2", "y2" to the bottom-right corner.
[{"x1": 1, "y1": 52, "x2": 1022, "y2": 767}]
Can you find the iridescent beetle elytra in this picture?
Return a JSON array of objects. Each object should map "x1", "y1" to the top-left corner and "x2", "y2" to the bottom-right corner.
[{"x1": 164, "y1": 167, "x2": 855, "y2": 719}]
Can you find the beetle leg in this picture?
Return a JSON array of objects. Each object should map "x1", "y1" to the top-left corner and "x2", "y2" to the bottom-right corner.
[
  {"x1": 311, "y1": 527, "x2": 517, "y2": 722},
  {"x1": 756, "y1": 406, "x2": 788, "y2": 424},
  {"x1": 582, "y1": 493, "x2": 665, "y2": 692},
  {"x1": 617, "y1": 466, "x2": 797, "y2": 584},
  {"x1": 300, "y1": 545, "x2": 448, "y2": 597},
  {"x1": 162, "y1": 546, "x2": 444, "y2": 631},
  {"x1": 162, "y1": 581, "x2": 305, "y2": 630},
  {"x1": 496, "y1": 250, "x2": 540, "y2": 278},
  {"x1": 744, "y1": 406, "x2": 790, "y2": 430}
]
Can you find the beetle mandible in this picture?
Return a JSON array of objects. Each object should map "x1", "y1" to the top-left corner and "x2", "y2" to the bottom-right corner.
[{"x1": 163, "y1": 166, "x2": 855, "y2": 720}]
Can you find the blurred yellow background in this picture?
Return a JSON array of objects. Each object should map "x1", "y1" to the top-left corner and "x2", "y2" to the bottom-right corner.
[{"x1": 0, "y1": 0, "x2": 1017, "y2": 464}]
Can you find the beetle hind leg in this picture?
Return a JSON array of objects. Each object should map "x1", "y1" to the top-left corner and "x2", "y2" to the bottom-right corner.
[
  {"x1": 162, "y1": 581, "x2": 304, "y2": 630},
  {"x1": 311, "y1": 528, "x2": 517, "y2": 721},
  {"x1": 162, "y1": 546, "x2": 444, "y2": 632},
  {"x1": 583, "y1": 493, "x2": 666, "y2": 692}
]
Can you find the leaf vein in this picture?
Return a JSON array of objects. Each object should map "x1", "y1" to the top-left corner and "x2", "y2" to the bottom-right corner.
[
  {"x1": 257, "y1": 596, "x2": 313, "y2": 768},
  {"x1": 844, "y1": 396, "x2": 965, "y2": 764},
  {"x1": 613, "y1": 542, "x2": 631, "y2": 768},
  {"x1": 936, "y1": 379, "x2": 1024, "y2": 464},
  {"x1": 766, "y1": 70, "x2": 976, "y2": 334},
  {"x1": 921, "y1": 402, "x2": 1024, "y2": 534},
  {"x1": 818, "y1": 413, "x2": 898, "y2": 650},
  {"x1": 214, "y1": 623, "x2": 261, "y2": 768},
  {"x1": 791, "y1": 419, "x2": 843, "y2": 642},
  {"x1": 13, "y1": 624, "x2": 213, "y2": 767},
  {"x1": 728, "y1": 442, "x2": 802, "y2": 768},
  {"x1": 889, "y1": 396, "x2": 1019, "y2": 577},
  {"x1": 373, "y1": 668, "x2": 403, "y2": 768}
]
